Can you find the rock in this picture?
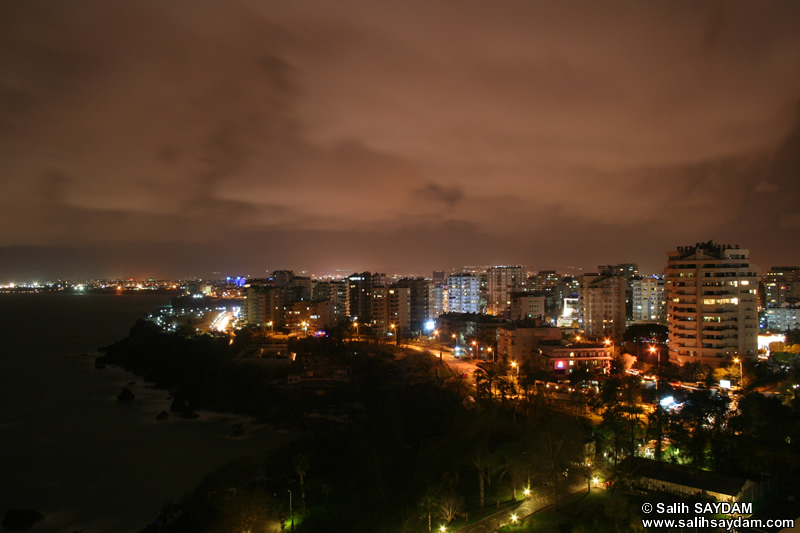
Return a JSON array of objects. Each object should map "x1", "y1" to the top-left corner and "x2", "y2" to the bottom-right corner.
[
  {"x1": 2, "y1": 509, "x2": 44, "y2": 529},
  {"x1": 156, "y1": 410, "x2": 169, "y2": 421},
  {"x1": 116, "y1": 387, "x2": 135, "y2": 402},
  {"x1": 169, "y1": 398, "x2": 187, "y2": 413}
]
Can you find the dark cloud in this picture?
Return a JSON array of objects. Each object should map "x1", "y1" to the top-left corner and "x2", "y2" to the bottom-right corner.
[
  {"x1": 1, "y1": 0, "x2": 800, "y2": 279},
  {"x1": 414, "y1": 183, "x2": 464, "y2": 207}
]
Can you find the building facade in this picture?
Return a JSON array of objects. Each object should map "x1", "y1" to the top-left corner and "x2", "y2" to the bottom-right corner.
[
  {"x1": 631, "y1": 275, "x2": 666, "y2": 324},
  {"x1": 447, "y1": 274, "x2": 480, "y2": 314},
  {"x1": 578, "y1": 274, "x2": 627, "y2": 338},
  {"x1": 763, "y1": 266, "x2": 800, "y2": 308},
  {"x1": 665, "y1": 241, "x2": 760, "y2": 366},
  {"x1": 510, "y1": 292, "x2": 546, "y2": 321},
  {"x1": 487, "y1": 266, "x2": 526, "y2": 316}
]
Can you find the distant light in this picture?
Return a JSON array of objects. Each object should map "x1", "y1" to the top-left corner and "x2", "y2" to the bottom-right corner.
[
  {"x1": 660, "y1": 396, "x2": 675, "y2": 407},
  {"x1": 424, "y1": 320, "x2": 436, "y2": 332}
]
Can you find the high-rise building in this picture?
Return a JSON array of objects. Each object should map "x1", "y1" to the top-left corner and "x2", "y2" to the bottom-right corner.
[
  {"x1": 371, "y1": 286, "x2": 410, "y2": 336},
  {"x1": 578, "y1": 274, "x2": 627, "y2": 338},
  {"x1": 242, "y1": 281, "x2": 285, "y2": 328},
  {"x1": 487, "y1": 266, "x2": 526, "y2": 316},
  {"x1": 431, "y1": 282, "x2": 446, "y2": 318},
  {"x1": 393, "y1": 277, "x2": 433, "y2": 332},
  {"x1": 313, "y1": 280, "x2": 350, "y2": 320},
  {"x1": 763, "y1": 266, "x2": 800, "y2": 308},
  {"x1": 447, "y1": 274, "x2": 480, "y2": 314},
  {"x1": 665, "y1": 241, "x2": 759, "y2": 366},
  {"x1": 631, "y1": 275, "x2": 666, "y2": 324},
  {"x1": 598, "y1": 263, "x2": 639, "y2": 319},
  {"x1": 348, "y1": 272, "x2": 387, "y2": 322},
  {"x1": 759, "y1": 307, "x2": 800, "y2": 332}
]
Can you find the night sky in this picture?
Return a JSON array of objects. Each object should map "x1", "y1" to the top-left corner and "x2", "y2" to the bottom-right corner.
[{"x1": 2, "y1": 1, "x2": 800, "y2": 280}]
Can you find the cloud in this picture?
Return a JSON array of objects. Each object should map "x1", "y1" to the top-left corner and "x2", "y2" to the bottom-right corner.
[{"x1": 1, "y1": 0, "x2": 799, "y2": 276}]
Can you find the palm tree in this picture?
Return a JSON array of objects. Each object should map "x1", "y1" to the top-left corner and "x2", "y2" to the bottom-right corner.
[
  {"x1": 293, "y1": 453, "x2": 310, "y2": 512},
  {"x1": 418, "y1": 489, "x2": 438, "y2": 533}
]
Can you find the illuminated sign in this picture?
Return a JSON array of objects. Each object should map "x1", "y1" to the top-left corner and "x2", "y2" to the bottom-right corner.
[{"x1": 556, "y1": 361, "x2": 565, "y2": 369}]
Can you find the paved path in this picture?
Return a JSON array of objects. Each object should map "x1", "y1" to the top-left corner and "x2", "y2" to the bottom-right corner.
[{"x1": 455, "y1": 484, "x2": 588, "y2": 532}]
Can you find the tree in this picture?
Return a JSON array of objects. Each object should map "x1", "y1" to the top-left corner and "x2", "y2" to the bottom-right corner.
[
  {"x1": 418, "y1": 489, "x2": 438, "y2": 533},
  {"x1": 206, "y1": 488, "x2": 274, "y2": 533},
  {"x1": 438, "y1": 490, "x2": 465, "y2": 525},
  {"x1": 528, "y1": 413, "x2": 586, "y2": 508},
  {"x1": 293, "y1": 453, "x2": 310, "y2": 512},
  {"x1": 471, "y1": 439, "x2": 491, "y2": 510}
]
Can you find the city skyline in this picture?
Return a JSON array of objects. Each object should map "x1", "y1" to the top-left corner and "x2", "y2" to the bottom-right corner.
[{"x1": 2, "y1": 1, "x2": 800, "y2": 280}]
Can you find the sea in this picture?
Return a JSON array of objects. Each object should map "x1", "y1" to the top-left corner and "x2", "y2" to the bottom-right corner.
[{"x1": 0, "y1": 293, "x2": 290, "y2": 533}]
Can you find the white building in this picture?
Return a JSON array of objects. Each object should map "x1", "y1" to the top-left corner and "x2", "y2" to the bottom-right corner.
[
  {"x1": 447, "y1": 274, "x2": 480, "y2": 314},
  {"x1": 631, "y1": 275, "x2": 666, "y2": 324},
  {"x1": 666, "y1": 241, "x2": 759, "y2": 367}
]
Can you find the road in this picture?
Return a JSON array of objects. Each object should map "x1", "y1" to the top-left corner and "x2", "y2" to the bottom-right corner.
[{"x1": 400, "y1": 343, "x2": 481, "y2": 384}]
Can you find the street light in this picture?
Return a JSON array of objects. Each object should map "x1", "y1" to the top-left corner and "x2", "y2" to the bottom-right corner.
[
  {"x1": 510, "y1": 514, "x2": 518, "y2": 523},
  {"x1": 488, "y1": 346, "x2": 494, "y2": 363},
  {"x1": 354, "y1": 321, "x2": 359, "y2": 340},
  {"x1": 267, "y1": 321, "x2": 273, "y2": 335},
  {"x1": 302, "y1": 321, "x2": 308, "y2": 337},
  {"x1": 523, "y1": 488, "x2": 531, "y2": 497}
]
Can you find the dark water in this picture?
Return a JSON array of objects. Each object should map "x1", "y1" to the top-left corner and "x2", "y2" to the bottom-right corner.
[{"x1": 0, "y1": 293, "x2": 288, "y2": 533}]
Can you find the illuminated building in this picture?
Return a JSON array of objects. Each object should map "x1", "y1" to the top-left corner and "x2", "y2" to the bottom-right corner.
[
  {"x1": 371, "y1": 286, "x2": 410, "y2": 336},
  {"x1": 578, "y1": 274, "x2": 626, "y2": 338},
  {"x1": 348, "y1": 272, "x2": 386, "y2": 323},
  {"x1": 313, "y1": 280, "x2": 349, "y2": 319},
  {"x1": 486, "y1": 266, "x2": 526, "y2": 316},
  {"x1": 631, "y1": 275, "x2": 666, "y2": 324},
  {"x1": 759, "y1": 307, "x2": 799, "y2": 332},
  {"x1": 242, "y1": 281, "x2": 285, "y2": 328},
  {"x1": 496, "y1": 322, "x2": 560, "y2": 362},
  {"x1": 510, "y1": 292, "x2": 546, "y2": 321},
  {"x1": 393, "y1": 277, "x2": 433, "y2": 333},
  {"x1": 762, "y1": 266, "x2": 800, "y2": 308},
  {"x1": 532, "y1": 340, "x2": 611, "y2": 377},
  {"x1": 447, "y1": 273, "x2": 480, "y2": 314},
  {"x1": 665, "y1": 241, "x2": 759, "y2": 366}
]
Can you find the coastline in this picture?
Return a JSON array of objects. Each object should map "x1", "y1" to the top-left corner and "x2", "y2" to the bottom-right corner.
[{"x1": 0, "y1": 294, "x2": 292, "y2": 533}]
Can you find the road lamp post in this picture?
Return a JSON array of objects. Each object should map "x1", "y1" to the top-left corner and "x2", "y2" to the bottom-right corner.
[{"x1": 288, "y1": 489, "x2": 293, "y2": 532}]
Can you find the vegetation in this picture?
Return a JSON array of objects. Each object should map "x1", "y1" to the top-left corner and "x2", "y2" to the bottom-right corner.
[{"x1": 106, "y1": 321, "x2": 800, "y2": 532}]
